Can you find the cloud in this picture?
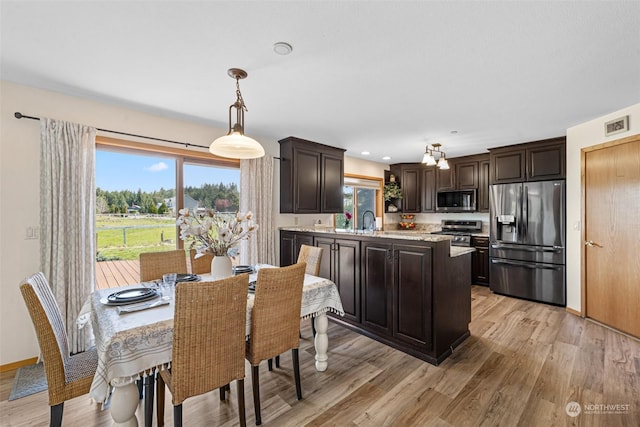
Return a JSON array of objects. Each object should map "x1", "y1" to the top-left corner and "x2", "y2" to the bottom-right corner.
[{"x1": 145, "y1": 162, "x2": 168, "y2": 172}]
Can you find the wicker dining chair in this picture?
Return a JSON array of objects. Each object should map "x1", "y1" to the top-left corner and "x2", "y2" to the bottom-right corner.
[
  {"x1": 19, "y1": 272, "x2": 98, "y2": 427},
  {"x1": 296, "y1": 244, "x2": 324, "y2": 340},
  {"x1": 139, "y1": 250, "x2": 188, "y2": 282},
  {"x1": 188, "y1": 249, "x2": 214, "y2": 275},
  {"x1": 297, "y1": 244, "x2": 323, "y2": 276},
  {"x1": 246, "y1": 262, "x2": 306, "y2": 425},
  {"x1": 156, "y1": 274, "x2": 248, "y2": 427}
]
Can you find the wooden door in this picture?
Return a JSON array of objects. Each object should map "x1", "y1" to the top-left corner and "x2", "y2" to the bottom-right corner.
[{"x1": 584, "y1": 137, "x2": 640, "y2": 338}]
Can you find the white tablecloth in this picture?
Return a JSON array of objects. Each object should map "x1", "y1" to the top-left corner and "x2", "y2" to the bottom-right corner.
[{"x1": 86, "y1": 269, "x2": 344, "y2": 404}]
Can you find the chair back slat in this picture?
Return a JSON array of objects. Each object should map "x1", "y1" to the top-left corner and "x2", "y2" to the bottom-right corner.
[
  {"x1": 297, "y1": 245, "x2": 323, "y2": 276},
  {"x1": 170, "y1": 274, "x2": 248, "y2": 404},
  {"x1": 139, "y1": 250, "x2": 188, "y2": 282},
  {"x1": 248, "y1": 263, "x2": 306, "y2": 364},
  {"x1": 20, "y1": 272, "x2": 69, "y2": 401},
  {"x1": 189, "y1": 249, "x2": 214, "y2": 274}
]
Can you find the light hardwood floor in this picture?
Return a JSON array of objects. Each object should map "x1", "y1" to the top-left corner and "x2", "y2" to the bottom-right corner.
[{"x1": 1, "y1": 286, "x2": 638, "y2": 426}]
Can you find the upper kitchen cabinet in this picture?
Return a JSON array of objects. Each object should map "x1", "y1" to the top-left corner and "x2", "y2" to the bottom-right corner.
[
  {"x1": 455, "y1": 160, "x2": 479, "y2": 189},
  {"x1": 279, "y1": 136, "x2": 346, "y2": 213},
  {"x1": 421, "y1": 167, "x2": 436, "y2": 212},
  {"x1": 489, "y1": 137, "x2": 566, "y2": 184},
  {"x1": 435, "y1": 165, "x2": 455, "y2": 191},
  {"x1": 400, "y1": 165, "x2": 421, "y2": 213}
]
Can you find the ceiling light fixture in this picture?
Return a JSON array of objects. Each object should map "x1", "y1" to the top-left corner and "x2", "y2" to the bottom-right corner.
[
  {"x1": 209, "y1": 68, "x2": 265, "y2": 159},
  {"x1": 273, "y1": 42, "x2": 293, "y2": 55},
  {"x1": 421, "y1": 143, "x2": 449, "y2": 169}
]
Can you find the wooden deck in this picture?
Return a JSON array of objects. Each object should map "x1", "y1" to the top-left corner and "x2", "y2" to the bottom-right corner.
[{"x1": 95, "y1": 260, "x2": 140, "y2": 290}]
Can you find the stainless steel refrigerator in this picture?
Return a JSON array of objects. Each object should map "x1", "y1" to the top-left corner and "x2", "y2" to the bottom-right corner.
[{"x1": 489, "y1": 180, "x2": 566, "y2": 306}]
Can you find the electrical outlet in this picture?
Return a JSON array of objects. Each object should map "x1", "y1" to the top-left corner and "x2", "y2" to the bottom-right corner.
[
  {"x1": 25, "y1": 226, "x2": 40, "y2": 240},
  {"x1": 294, "y1": 216, "x2": 299, "y2": 225}
]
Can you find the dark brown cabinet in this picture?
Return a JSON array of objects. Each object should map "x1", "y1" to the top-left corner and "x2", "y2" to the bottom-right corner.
[
  {"x1": 400, "y1": 166, "x2": 421, "y2": 213},
  {"x1": 436, "y1": 166, "x2": 455, "y2": 191},
  {"x1": 361, "y1": 240, "x2": 394, "y2": 335},
  {"x1": 421, "y1": 167, "x2": 436, "y2": 212},
  {"x1": 315, "y1": 236, "x2": 361, "y2": 323},
  {"x1": 477, "y1": 159, "x2": 490, "y2": 213},
  {"x1": 279, "y1": 231, "x2": 313, "y2": 267},
  {"x1": 361, "y1": 241, "x2": 434, "y2": 351},
  {"x1": 455, "y1": 160, "x2": 478, "y2": 189},
  {"x1": 471, "y1": 236, "x2": 489, "y2": 285},
  {"x1": 279, "y1": 230, "x2": 471, "y2": 365},
  {"x1": 392, "y1": 153, "x2": 489, "y2": 213},
  {"x1": 393, "y1": 244, "x2": 432, "y2": 350},
  {"x1": 279, "y1": 136, "x2": 346, "y2": 213},
  {"x1": 489, "y1": 137, "x2": 566, "y2": 184}
]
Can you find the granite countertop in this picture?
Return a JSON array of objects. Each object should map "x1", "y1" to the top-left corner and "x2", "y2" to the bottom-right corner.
[{"x1": 280, "y1": 227, "x2": 475, "y2": 257}]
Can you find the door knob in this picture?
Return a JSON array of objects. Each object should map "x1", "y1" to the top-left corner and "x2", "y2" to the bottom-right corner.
[{"x1": 584, "y1": 240, "x2": 603, "y2": 248}]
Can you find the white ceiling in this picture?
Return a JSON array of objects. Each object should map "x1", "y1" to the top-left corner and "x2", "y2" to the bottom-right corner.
[{"x1": 2, "y1": 1, "x2": 639, "y2": 163}]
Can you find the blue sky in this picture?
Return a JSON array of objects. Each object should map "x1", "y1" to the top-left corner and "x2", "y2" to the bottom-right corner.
[{"x1": 96, "y1": 150, "x2": 239, "y2": 192}]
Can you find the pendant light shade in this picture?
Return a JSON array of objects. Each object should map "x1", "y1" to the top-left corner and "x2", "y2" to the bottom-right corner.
[
  {"x1": 421, "y1": 143, "x2": 448, "y2": 169},
  {"x1": 209, "y1": 68, "x2": 265, "y2": 159}
]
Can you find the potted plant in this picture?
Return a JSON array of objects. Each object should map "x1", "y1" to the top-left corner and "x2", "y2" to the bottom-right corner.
[{"x1": 384, "y1": 182, "x2": 403, "y2": 202}]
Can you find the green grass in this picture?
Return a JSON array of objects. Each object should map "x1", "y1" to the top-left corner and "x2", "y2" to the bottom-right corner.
[{"x1": 96, "y1": 214, "x2": 179, "y2": 261}]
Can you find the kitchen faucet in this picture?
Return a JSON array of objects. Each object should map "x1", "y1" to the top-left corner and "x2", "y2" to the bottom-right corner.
[{"x1": 362, "y1": 210, "x2": 375, "y2": 232}]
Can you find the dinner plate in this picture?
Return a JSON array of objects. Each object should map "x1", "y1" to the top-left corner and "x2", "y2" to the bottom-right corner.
[
  {"x1": 103, "y1": 288, "x2": 159, "y2": 306},
  {"x1": 233, "y1": 265, "x2": 254, "y2": 275},
  {"x1": 176, "y1": 273, "x2": 200, "y2": 282}
]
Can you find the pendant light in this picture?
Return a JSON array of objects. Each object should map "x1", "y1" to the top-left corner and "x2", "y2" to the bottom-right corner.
[
  {"x1": 421, "y1": 143, "x2": 449, "y2": 169},
  {"x1": 209, "y1": 68, "x2": 265, "y2": 159}
]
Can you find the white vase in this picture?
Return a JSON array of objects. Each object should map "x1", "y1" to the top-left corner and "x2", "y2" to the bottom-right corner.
[{"x1": 210, "y1": 256, "x2": 233, "y2": 280}]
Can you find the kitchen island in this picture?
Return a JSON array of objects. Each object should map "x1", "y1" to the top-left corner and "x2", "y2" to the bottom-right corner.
[{"x1": 280, "y1": 227, "x2": 473, "y2": 365}]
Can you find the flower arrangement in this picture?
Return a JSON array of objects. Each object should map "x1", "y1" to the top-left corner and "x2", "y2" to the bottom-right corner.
[
  {"x1": 384, "y1": 182, "x2": 403, "y2": 202},
  {"x1": 176, "y1": 208, "x2": 259, "y2": 257},
  {"x1": 344, "y1": 211, "x2": 352, "y2": 228}
]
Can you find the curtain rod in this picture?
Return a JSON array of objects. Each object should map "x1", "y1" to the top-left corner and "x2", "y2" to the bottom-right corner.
[{"x1": 14, "y1": 111, "x2": 210, "y2": 150}]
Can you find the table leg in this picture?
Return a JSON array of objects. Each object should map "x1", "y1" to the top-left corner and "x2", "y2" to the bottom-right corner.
[
  {"x1": 313, "y1": 313, "x2": 329, "y2": 371},
  {"x1": 110, "y1": 381, "x2": 139, "y2": 426}
]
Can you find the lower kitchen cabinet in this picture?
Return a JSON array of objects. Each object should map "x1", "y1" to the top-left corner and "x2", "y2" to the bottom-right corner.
[
  {"x1": 279, "y1": 229, "x2": 471, "y2": 365},
  {"x1": 361, "y1": 241, "x2": 394, "y2": 335},
  {"x1": 280, "y1": 230, "x2": 313, "y2": 266},
  {"x1": 471, "y1": 236, "x2": 489, "y2": 285},
  {"x1": 393, "y1": 244, "x2": 432, "y2": 350},
  {"x1": 314, "y1": 236, "x2": 361, "y2": 323}
]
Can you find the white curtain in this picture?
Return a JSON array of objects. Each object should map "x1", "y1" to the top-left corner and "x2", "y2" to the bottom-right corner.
[
  {"x1": 240, "y1": 155, "x2": 275, "y2": 266},
  {"x1": 40, "y1": 118, "x2": 96, "y2": 353}
]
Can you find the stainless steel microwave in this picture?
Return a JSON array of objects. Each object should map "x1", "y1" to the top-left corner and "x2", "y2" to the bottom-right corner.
[{"x1": 436, "y1": 189, "x2": 477, "y2": 212}]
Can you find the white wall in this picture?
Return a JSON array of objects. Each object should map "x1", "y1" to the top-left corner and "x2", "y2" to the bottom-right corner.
[{"x1": 565, "y1": 103, "x2": 640, "y2": 312}]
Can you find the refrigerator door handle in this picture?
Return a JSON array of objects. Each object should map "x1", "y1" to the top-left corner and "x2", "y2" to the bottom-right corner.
[
  {"x1": 523, "y1": 186, "x2": 529, "y2": 238},
  {"x1": 491, "y1": 243, "x2": 564, "y2": 253},
  {"x1": 491, "y1": 258, "x2": 564, "y2": 270}
]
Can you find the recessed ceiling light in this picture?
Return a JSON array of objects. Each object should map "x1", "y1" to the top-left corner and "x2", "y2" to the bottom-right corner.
[
  {"x1": 382, "y1": 156, "x2": 391, "y2": 160},
  {"x1": 273, "y1": 42, "x2": 293, "y2": 55},
  {"x1": 361, "y1": 151, "x2": 370, "y2": 155}
]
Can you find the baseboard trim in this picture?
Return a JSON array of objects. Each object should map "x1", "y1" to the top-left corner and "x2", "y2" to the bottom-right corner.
[
  {"x1": 0, "y1": 357, "x2": 39, "y2": 373},
  {"x1": 565, "y1": 307, "x2": 582, "y2": 317}
]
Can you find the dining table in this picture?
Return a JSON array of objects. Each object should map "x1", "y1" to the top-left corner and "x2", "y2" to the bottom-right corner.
[{"x1": 83, "y1": 265, "x2": 344, "y2": 427}]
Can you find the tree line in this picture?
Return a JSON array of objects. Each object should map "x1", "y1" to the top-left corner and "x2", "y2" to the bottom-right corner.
[{"x1": 96, "y1": 182, "x2": 239, "y2": 214}]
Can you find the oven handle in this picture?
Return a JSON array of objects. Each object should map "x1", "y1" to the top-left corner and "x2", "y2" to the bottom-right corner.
[
  {"x1": 491, "y1": 243, "x2": 564, "y2": 253},
  {"x1": 491, "y1": 258, "x2": 564, "y2": 271}
]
